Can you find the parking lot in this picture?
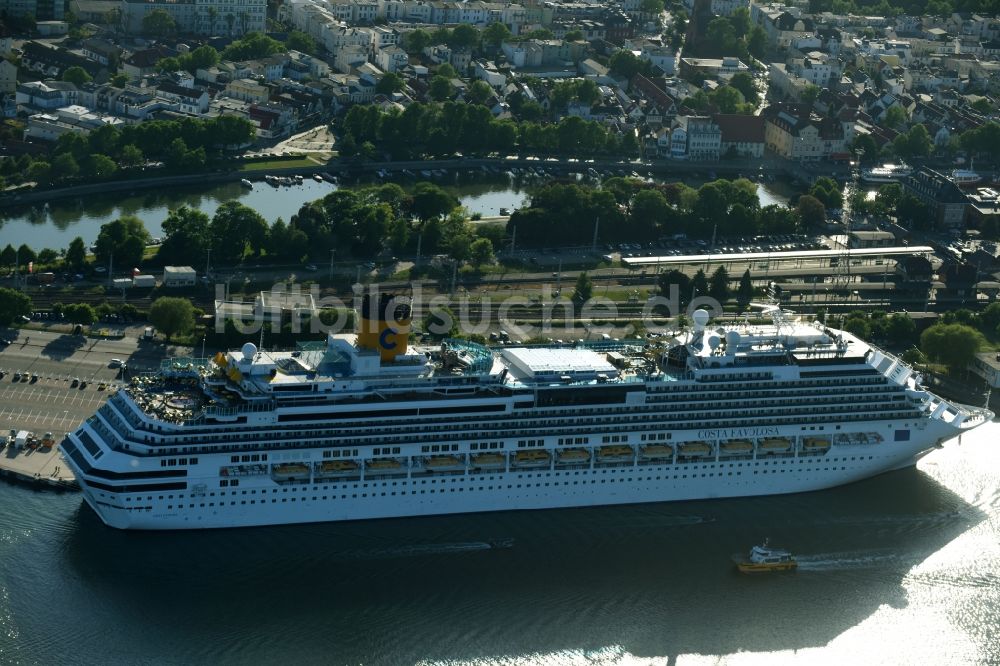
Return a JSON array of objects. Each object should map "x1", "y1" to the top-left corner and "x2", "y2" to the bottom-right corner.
[{"x1": 0, "y1": 329, "x2": 184, "y2": 439}]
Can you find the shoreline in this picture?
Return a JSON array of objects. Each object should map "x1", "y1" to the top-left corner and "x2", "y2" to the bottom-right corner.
[{"x1": 0, "y1": 156, "x2": 821, "y2": 211}]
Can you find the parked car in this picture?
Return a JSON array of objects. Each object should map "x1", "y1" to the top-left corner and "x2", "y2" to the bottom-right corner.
[{"x1": 109, "y1": 359, "x2": 124, "y2": 368}]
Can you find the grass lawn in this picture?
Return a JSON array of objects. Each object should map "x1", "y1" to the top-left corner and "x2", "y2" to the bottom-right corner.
[{"x1": 240, "y1": 157, "x2": 319, "y2": 172}]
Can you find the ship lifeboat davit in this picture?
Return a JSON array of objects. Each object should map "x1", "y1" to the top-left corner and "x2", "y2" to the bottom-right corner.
[
  {"x1": 678, "y1": 441, "x2": 712, "y2": 457},
  {"x1": 759, "y1": 437, "x2": 792, "y2": 453},
  {"x1": 557, "y1": 448, "x2": 591, "y2": 464},
  {"x1": 640, "y1": 444, "x2": 674, "y2": 460},
  {"x1": 720, "y1": 439, "x2": 753, "y2": 454},
  {"x1": 803, "y1": 437, "x2": 831, "y2": 452}
]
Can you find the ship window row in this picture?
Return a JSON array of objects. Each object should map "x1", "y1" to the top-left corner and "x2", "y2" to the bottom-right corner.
[
  {"x1": 374, "y1": 447, "x2": 401, "y2": 455},
  {"x1": 322, "y1": 449, "x2": 360, "y2": 458},
  {"x1": 108, "y1": 389, "x2": 910, "y2": 449},
  {"x1": 470, "y1": 441, "x2": 503, "y2": 450},
  {"x1": 113, "y1": 383, "x2": 905, "y2": 447},
  {"x1": 159, "y1": 457, "x2": 198, "y2": 467},
  {"x1": 558, "y1": 437, "x2": 589, "y2": 445},
  {"x1": 117, "y1": 453, "x2": 888, "y2": 508},
  {"x1": 419, "y1": 444, "x2": 461, "y2": 453},
  {"x1": 230, "y1": 454, "x2": 268, "y2": 463},
  {"x1": 641, "y1": 433, "x2": 672, "y2": 441},
  {"x1": 517, "y1": 439, "x2": 544, "y2": 448},
  {"x1": 118, "y1": 374, "x2": 895, "y2": 437},
  {"x1": 98, "y1": 405, "x2": 922, "y2": 457}
]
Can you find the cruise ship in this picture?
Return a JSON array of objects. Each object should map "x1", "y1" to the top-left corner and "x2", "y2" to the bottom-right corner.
[{"x1": 60, "y1": 296, "x2": 992, "y2": 530}]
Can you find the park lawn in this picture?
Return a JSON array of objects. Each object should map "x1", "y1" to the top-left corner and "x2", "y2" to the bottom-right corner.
[{"x1": 240, "y1": 157, "x2": 318, "y2": 172}]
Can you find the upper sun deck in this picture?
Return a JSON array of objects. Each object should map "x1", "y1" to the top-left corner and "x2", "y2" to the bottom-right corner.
[{"x1": 121, "y1": 309, "x2": 905, "y2": 426}]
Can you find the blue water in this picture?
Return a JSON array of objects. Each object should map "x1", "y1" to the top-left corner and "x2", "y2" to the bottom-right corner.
[{"x1": 0, "y1": 424, "x2": 997, "y2": 665}]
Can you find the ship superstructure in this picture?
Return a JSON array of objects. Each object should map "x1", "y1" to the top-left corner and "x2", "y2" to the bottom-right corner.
[{"x1": 60, "y1": 298, "x2": 992, "y2": 530}]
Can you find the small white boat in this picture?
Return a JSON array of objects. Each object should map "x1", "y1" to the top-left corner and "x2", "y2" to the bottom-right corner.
[
  {"x1": 861, "y1": 163, "x2": 912, "y2": 183},
  {"x1": 951, "y1": 169, "x2": 982, "y2": 187},
  {"x1": 240, "y1": 178, "x2": 253, "y2": 188}
]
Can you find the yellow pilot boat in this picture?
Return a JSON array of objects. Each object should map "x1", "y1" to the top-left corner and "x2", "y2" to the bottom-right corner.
[{"x1": 736, "y1": 540, "x2": 797, "y2": 573}]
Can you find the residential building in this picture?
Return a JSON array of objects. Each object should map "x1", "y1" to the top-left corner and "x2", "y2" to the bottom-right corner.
[
  {"x1": 156, "y1": 81, "x2": 211, "y2": 114},
  {"x1": 762, "y1": 105, "x2": 848, "y2": 161},
  {"x1": 375, "y1": 45, "x2": 409, "y2": 73},
  {"x1": 0, "y1": 0, "x2": 64, "y2": 20},
  {"x1": 902, "y1": 167, "x2": 969, "y2": 230},
  {"x1": 121, "y1": 0, "x2": 266, "y2": 36},
  {"x1": 25, "y1": 105, "x2": 124, "y2": 141},
  {"x1": 713, "y1": 113, "x2": 765, "y2": 158},
  {"x1": 679, "y1": 56, "x2": 749, "y2": 81},
  {"x1": 225, "y1": 78, "x2": 270, "y2": 104},
  {"x1": 671, "y1": 115, "x2": 721, "y2": 160},
  {"x1": 16, "y1": 80, "x2": 78, "y2": 109},
  {"x1": 0, "y1": 59, "x2": 16, "y2": 95}
]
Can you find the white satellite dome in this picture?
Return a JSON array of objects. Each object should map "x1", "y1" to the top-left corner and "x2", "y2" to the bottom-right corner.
[
  {"x1": 725, "y1": 330, "x2": 741, "y2": 347},
  {"x1": 241, "y1": 342, "x2": 258, "y2": 360},
  {"x1": 707, "y1": 334, "x2": 721, "y2": 350},
  {"x1": 692, "y1": 309, "x2": 710, "y2": 328}
]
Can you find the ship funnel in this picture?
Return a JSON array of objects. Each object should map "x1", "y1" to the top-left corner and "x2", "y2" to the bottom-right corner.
[{"x1": 357, "y1": 293, "x2": 411, "y2": 362}]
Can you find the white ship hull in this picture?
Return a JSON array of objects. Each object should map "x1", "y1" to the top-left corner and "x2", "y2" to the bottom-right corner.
[{"x1": 69, "y1": 421, "x2": 955, "y2": 531}]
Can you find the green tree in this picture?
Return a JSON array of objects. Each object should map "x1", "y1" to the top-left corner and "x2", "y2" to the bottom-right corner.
[
  {"x1": 410, "y1": 182, "x2": 458, "y2": 220},
  {"x1": 26, "y1": 160, "x2": 51, "y2": 185},
  {"x1": 894, "y1": 123, "x2": 933, "y2": 160},
  {"x1": 709, "y1": 266, "x2": 730, "y2": 303},
  {"x1": 608, "y1": 50, "x2": 649, "y2": 79},
  {"x1": 17, "y1": 244, "x2": 35, "y2": 265},
  {"x1": 62, "y1": 66, "x2": 92, "y2": 87},
  {"x1": 747, "y1": 26, "x2": 767, "y2": 59},
  {"x1": 210, "y1": 201, "x2": 269, "y2": 263},
  {"x1": 142, "y1": 8, "x2": 177, "y2": 38},
  {"x1": 188, "y1": 45, "x2": 220, "y2": 70},
  {"x1": 641, "y1": 0, "x2": 665, "y2": 12},
  {"x1": 0, "y1": 286, "x2": 31, "y2": 326},
  {"x1": 404, "y1": 29, "x2": 431, "y2": 54},
  {"x1": 84, "y1": 154, "x2": 118, "y2": 179},
  {"x1": 149, "y1": 296, "x2": 195, "y2": 341},
  {"x1": 51, "y1": 153, "x2": 80, "y2": 181},
  {"x1": 470, "y1": 237, "x2": 495, "y2": 266},
  {"x1": 0, "y1": 245, "x2": 14, "y2": 268},
  {"x1": 482, "y1": 22, "x2": 511, "y2": 48},
  {"x1": 885, "y1": 312, "x2": 916, "y2": 345},
  {"x1": 375, "y1": 72, "x2": 405, "y2": 95},
  {"x1": 119, "y1": 144, "x2": 144, "y2": 168},
  {"x1": 221, "y1": 32, "x2": 283, "y2": 60},
  {"x1": 564, "y1": 30, "x2": 583, "y2": 42},
  {"x1": 467, "y1": 80, "x2": 494, "y2": 105},
  {"x1": 796, "y1": 194, "x2": 826, "y2": 226},
  {"x1": 920, "y1": 323, "x2": 984, "y2": 372},
  {"x1": 801, "y1": 84, "x2": 821, "y2": 106},
  {"x1": 691, "y1": 269, "x2": 709, "y2": 299},
  {"x1": 884, "y1": 105, "x2": 906, "y2": 129},
  {"x1": 728, "y1": 72, "x2": 759, "y2": 105},
  {"x1": 286, "y1": 30, "x2": 317, "y2": 55},
  {"x1": 111, "y1": 73, "x2": 129, "y2": 88},
  {"x1": 160, "y1": 206, "x2": 211, "y2": 266},
  {"x1": 429, "y1": 75, "x2": 455, "y2": 101},
  {"x1": 449, "y1": 23, "x2": 479, "y2": 50},
  {"x1": 94, "y1": 215, "x2": 151, "y2": 269},
  {"x1": 63, "y1": 303, "x2": 96, "y2": 325},
  {"x1": 65, "y1": 236, "x2": 87, "y2": 272},
  {"x1": 573, "y1": 271, "x2": 593, "y2": 304},
  {"x1": 737, "y1": 268, "x2": 753, "y2": 308}
]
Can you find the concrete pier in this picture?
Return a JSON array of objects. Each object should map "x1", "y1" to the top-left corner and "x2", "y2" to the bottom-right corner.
[{"x1": 0, "y1": 443, "x2": 77, "y2": 489}]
